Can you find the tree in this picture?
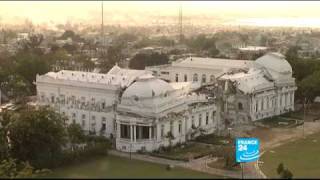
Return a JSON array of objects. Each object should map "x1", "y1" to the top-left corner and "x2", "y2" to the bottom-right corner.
[
  {"x1": 277, "y1": 162, "x2": 284, "y2": 175},
  {"x1": 100, "y1": 45, "x2": 123, "y2": 73},
  {"x1": 67, "y1": 123, "x2": 85, "y2": 150},
  {"x1": 7, "y1": 107, "x2": 67, "y2": 168},
  {"x1": 17, "y1": 34, "x2": 44, "y2": 55},
  {"x1": 208, "y1": 46, "x2": 220, "y2": 58},
  {"x1": 223, "y1": 145, "x2": 237, "y2": 169},
  {"x1": 298, "y1": 71, "x2": 320, "y2": 103},
  {"x1": 0, "y1": 158, "x2": 50, "y2": 178},
  {"x1": 281, "y1": 168, "x2": 293, "y2": 179},
  {"x1": 5, "y1": 75, "x2": 30, "y2": 103},
  {"x1": 129, "y1": 52, "x2": 169, "y2": 70},
  {"x1": 60, "y1": 30, "x2": 82, "y2": 42},
  {"x1": 62, "y1": 43, "x2": 78, "y2": 55}
]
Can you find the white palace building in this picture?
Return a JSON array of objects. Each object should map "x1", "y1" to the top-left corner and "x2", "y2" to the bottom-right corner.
[
  {"x1": 36, "y1": 65, "x2": 219, "y2": 152},
  {"x1": 36, "y1": 52, "x2": 297, "y2": 152}
]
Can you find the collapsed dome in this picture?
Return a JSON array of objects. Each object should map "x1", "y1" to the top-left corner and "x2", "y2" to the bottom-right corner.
[
  {"x1": 255, "y1": 52, "x2": 292, "y2": 75},
  {"x1": 122, "y1": 75, "x2": 174, "y2": 99}
]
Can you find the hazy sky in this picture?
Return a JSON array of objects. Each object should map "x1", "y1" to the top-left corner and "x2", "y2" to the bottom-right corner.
[{"x1": 1, "y1": 1, "x2": 320, "y2": 27}]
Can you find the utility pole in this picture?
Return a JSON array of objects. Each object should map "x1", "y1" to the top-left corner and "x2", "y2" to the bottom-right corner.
[
  {"x1": 241, "y1": 163, "x2": 244, "y2": 179},
  {"x1": 303, "y1": 97, "x2": 306, "y2": 138}
]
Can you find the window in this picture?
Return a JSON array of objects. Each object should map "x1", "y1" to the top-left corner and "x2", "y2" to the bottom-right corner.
[
  {"x1": 82, "y1": 114, "x2": 86, "y2": 119},
  {"x1": 41, "y1": 94, "x2": 45, "y2": 102},
  {"x1": 210, "y1": 75, "x2": 215, "y2": 82},
  {"x1": 170, "y1": 121, "x2": 174, "y2": 133},
  {"x1": 101, "y1": 117, "x2": 106, "y2": 131},
  {"x1": 212, "y1": 111, "x2": 215, "y2": 123},
  {"x1": 256, "y1": 101, "x2": 258, "y2": 112},
  {"x1": 72, "y1": 113, "x2": 76, "y2": 118},
  {"x1": 161, "y1": 124, "x2": 165, "y2": 138},
  {"x1": 141, "y1": 126, "x2": 150, "y2": 139},
  {"x1": 51, "y1": 96, "x2": 55, "y2": 103},
  {"x1": 175, "y1": 74, "x2": 179, "y2": 82},
  {"x1": 184, "y1": 74, "x2": 187, "y2": 82},
  {"x1": 82, "y1": 120, "x2": 86, "y2": 127},
  {"x1": 120, "y1": 124, "x2": 130, "y2": 139},
  {"x1": 191, "y1": 116, "x2": 195, "y2": 126},
  {"x1": 178, "y1": 121, "x2": 182, "y2": 134},
  {"x1": 238, "y1": 102, "x2": 243, "y2": 110},
  {"x1": 202, "y1": 74, "x2": 206, "y2": 83},
  {"x1": 199, "y1": 114, "x2": 202, "y2": 126},
  {"x1": 102, "y1": 102, "x2": 106, "y2": 109},
  {"x1": 206, "y1": 112, "x2": 209, "y2": 125},
  {"x1": 161, "y1": 71, "x2": 169, "y2": 75},
  {"x1": 60, "y1": 95, "x2": 65, "y2": 104},
  {"x1": 193, "y1": 73, "x2": 198, "y2": 82}
]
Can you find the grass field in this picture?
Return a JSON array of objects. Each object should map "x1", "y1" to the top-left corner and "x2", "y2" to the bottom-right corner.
[
  {"x1": 151, "y1": 142, "x2": 216, "y2": 161},
  {"x1": 44, "y1": 155, "x2": 221, "y2": 178},
  {"x1": 260, "y1": 132, "x2": 320, "y2": 178}
]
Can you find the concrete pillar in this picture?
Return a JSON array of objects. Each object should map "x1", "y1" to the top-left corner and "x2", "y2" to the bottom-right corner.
[
  {"x1": 130, "y1": 125, "x2": 133, "y2": 142},
  {"x1": 133, "y1": 125, "x2": 136, "y2": 142},
  {"x1": 149, "y1": 126, "x2": 152, "y2": 140},
  {"x1": 117, "y1": 123, "x2": 120, "y2": 138},
  {"x1": 292, "y1": 92, "x2": 295, "y2": 106}
]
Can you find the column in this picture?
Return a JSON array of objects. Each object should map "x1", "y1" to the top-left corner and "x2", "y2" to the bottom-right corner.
[
  {"x1": 130, "y1": 125, "x2": 133, "y2": 142},
  {"x1": 117, "y1": 123, "x2": 121, "y2": 138},
  {"x1": 292, "y1": 92, "x2": 295, "y2": 106},
  {"x1": 149, "y1": 126, "x2": 152, "y2": 140},
  {"x1": 133, "y1": 125, "x2": 136, "y2": 142}
]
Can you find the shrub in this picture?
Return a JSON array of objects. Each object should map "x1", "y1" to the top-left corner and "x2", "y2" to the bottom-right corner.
[{"x1": 277, "y1": 162, "x2": 284, "y2": 175}]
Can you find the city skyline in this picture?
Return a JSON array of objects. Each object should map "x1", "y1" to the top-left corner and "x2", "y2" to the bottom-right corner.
[{"x1": 1, "y1": 1, "x2": 320, "y2": 27}]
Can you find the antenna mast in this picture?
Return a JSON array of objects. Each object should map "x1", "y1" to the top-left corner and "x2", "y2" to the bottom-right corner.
[
  {"x1": 179, "y1": 3, "x2": 183, "y2": 43},
  {"x1": 101, "y1": 1, "x2": 104, "y2": 46}
]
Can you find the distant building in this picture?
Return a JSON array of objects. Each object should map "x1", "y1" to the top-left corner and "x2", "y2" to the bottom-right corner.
[
  {"x1": 146, "y1": 56, "x2": 253, "y2": 85},
  {"x1": 237, "y1": 46, "x2": 269, "y2": 60}
]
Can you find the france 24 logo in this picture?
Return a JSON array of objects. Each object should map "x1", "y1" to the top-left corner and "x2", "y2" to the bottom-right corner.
[{"x1": 236, "y1": 138, "x2": 260, "y2": 163}]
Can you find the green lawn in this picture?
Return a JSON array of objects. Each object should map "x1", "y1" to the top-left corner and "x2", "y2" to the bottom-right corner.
[
  {"x1": 261, "y1": 132, "x2": 320, "y2": 178},
  {"x1": 194, "y1": 134, "x2": 233, "y2": 145},
  {"x1": 44, "y1": 155, "x2": 221, "y2": 178},
  {"x1": 257, "y1": 116, "x2": 298, "y2": 128},
  {"x1": 151, "y1": 142, "x2": 217, "y2": 161}
]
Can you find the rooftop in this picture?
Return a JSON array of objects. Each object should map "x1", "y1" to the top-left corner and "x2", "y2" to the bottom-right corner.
[
  {"x1": 172, "y1": 57, "x2": 254, "y2": 70},
  {"x1": 239, "y1": 46, "x2": 268, "y2": 51},
  {"x1": 220, "y1": 68, "x2": 274, "y2": 94},
  {"x1": 42, "y1": 65, "x2": 151, "y2": 88}
]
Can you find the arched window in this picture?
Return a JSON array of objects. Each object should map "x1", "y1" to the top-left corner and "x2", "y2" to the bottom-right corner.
[
  {"x1": 210, "y1": 75, "x2": 215, "y2": 82},
  {"x1": 184, "y1": 74, "x2": 187, "y2": 82},
  {"x1": 178, "y1": 121, "x2": 182, "y2": 134},
  {"x1": 193, "y1": 73, "x2": 198, "y2": 82},
  {"x1": 206, "y1": 112, "x2": 209, "y2": 125},
  {"x1": 202, "y1": 74, "x2": 206, "y2": 83},
  {"x1": 238, "y1": 102, "x2": 243, "y2": 110}
]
